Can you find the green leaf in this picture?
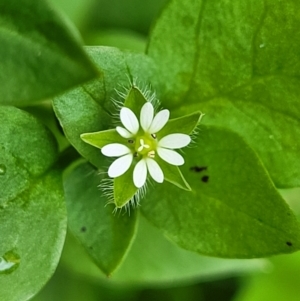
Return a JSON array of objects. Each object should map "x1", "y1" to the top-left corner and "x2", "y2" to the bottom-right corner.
[
  {"x1": 82, "y1": 47, "x2": 157, "y2": 113},
  {"x1": 0, "y1": 106, "x2": 58, "y2": 205},
  {"x1": 0, "y1": 107, "x2": 66, "y2": 301},
  {"x1": 60, "y1": 215, "x2": 268, "y2": 285},
  {"x1": 53, "y1": 85, "x2": 111, "y2": 169},
  {"x1": 113, "y1": 215, "x2": 268, "y2": 284},
  {"x1": 147, "y1": 0, "x2": 300, "y2": 188},
  {"x1": 64, "y1": 161, "x2": 138, "y2": 276},
  {"x1": 53, "y1": 46, "x2": 156, "y2": 168},
  {"x1": 24, "y1": 102, "x2": 69, "y2": 151},
  {"x1": 0, "y1": 0, "x2": 98, "y2": 105},
  {"x1": 141, "y1": 126, "x2": 300, "y2": 258}
]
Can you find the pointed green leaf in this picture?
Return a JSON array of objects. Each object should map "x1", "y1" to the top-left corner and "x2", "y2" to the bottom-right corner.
[
  {"x1": 60, "y1": 215, "x2": 267, "y2": 285},
  {"x1": 142, "y1": 126, "x2": 300, "y2": 258},
  {"x1": 113, "y1": 215, "x2": 267, "y2": 284},
  {"x1": 53, "y1": 46, "x2": 156, "y2": 169},
  {"x1": 147, "y1": 0, "x2": 300, "y2": 187},
  {"x1": 0, "y1": 0, "x2": 98, "y2": 105},
  {"x1": 0, "y1": 107, "x2": 66, "y2": 301},
  {"x1": 64, "y1": 161, "x2": 137, "y2": 275}
]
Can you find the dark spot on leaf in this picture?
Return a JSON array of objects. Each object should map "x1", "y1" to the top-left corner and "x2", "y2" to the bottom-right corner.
[
  {"x1": 201, "y1": 175, "x2": 209, "y2": 183},
  {"x1": 190, "y1": 166, "x2": 207, "y2": 172},
  {"x1": 151, "y1": 133, "x2": 157, "y2": 139},
  {"x1": 81, "y1": 226, "x2": 86, "y2": 232},
  {"x1": 286, "y1": 241, "x2": 292, "y2": 246},
  {"x1": 128, "y1": 139, "x2": 134, "y2": 144}
]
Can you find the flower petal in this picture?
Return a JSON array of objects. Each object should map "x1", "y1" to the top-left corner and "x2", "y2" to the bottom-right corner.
[
  {"x1": 133, "y1": 159, "x2": 147, "y2": 188},
  {"x1": 120, "y1": 107, "x2": 139, "y2": 134},
  {"x1": 101, "y1": 143, "x2": 131, "y2": 157},
  {"x1": 158, "y1": 133, "x2": 191, "y2": 149},
  {"x1": 108, "y1": 154, "x2": 133, "y2": 177},
  {"x1": 148, "y1": 109, "x2": 170, "y2": 133},
  {"x1": 140, "y1": 102, "x2": 154, "y2": 131},
  {"x1": 146, "y1": 158, "x2": 164, "y2": 183},
  {"x1": 116, "y1": 126, "x2": 133, "y2": 138},
  {"x1": 157, "y1": 147, "x2": 184, "y2": 166}
]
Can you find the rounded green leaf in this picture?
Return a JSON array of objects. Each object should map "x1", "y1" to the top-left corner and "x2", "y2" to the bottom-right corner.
[
  {"x1": 53, "y1": 46, "x2": 156, "y2": 169},
  {"x1": 64, "y1": 161, "x2": 138, "y2": 276},
  {"x1": 147, "y1": 0, "x2": 300, "y2": 188},
  {"x1": 0, "y1": 107, "x2": 66, "y2": 301},
  {"x1": 141, "y1": 126, "x2": 300, "y2": 258},
  {"x1": 0, "y1": 106, "x2": 58, "y2": 205},
  {"x1": 0, "y1": 0, "x2": 98, "y2": 105}
]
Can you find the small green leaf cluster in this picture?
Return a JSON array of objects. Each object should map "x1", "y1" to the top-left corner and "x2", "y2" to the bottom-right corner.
[{"x1": 1, "y1": 0, "x2": 300, "y2": 300}]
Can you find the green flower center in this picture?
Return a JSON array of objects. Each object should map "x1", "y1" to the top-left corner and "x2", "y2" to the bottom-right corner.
[{"x1": 135, "y1": 134, "x2": 157, "y2": 156}]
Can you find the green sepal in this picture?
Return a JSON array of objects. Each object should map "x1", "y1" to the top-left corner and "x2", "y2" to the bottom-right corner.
[
  {"x1": 114, "y1": 158, "x2": 191, "y2": 207},
  {"x1": 155, "y1": 111, "x2": 202, "y2": 191},
  {"x1": 158, "y1": 111, "x2": 203, "y2": 138},
  {"x1": 114, "y1": 165, "x2": 138, "y2": 208},
  {"x1": 123, "y1": 86, "x2": 148, "y2": 117},
  {"x1": 156, "y1": 157, "x2": 191, "y2": 191},
  {"x1": 80, "y1": 129, "x2": 125, "y2": 149}
]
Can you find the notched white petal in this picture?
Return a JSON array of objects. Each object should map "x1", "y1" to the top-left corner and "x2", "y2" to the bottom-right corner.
[
  {"x1": 108, "y1": 154, "x2": 133, "y2": 177},
  {"x1": 133, "y1": 159, "x2": 147, "y2": 188},
  {"x1": 158, "y1": 134, "x2": 191, "y2": 149},
  {"x1": 157, "y1": 147, "x2": 184, "y2": 166},
  {"x1": 116, "y1": 126, "x2": 133, "y2": 138},
  {"x1": 146, "y1": 158, "x2": 164, "y2": 183},
  {"x1": 120, "y1": 107, "x2": 139, "y2": 134},
  {"x1": 149, "y1": 109, "x2": 170, "y2": 133},
  {"x1": 101, "y1": 143, "x2": 131, "y2": 157},
  {"x1": 140, "y1": 102, "x2": 154, "y2": 131}
]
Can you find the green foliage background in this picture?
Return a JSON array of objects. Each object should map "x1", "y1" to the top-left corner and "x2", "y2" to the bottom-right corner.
[{"x1": 1, "y1": 0, "x2": 300, "y2": 300}]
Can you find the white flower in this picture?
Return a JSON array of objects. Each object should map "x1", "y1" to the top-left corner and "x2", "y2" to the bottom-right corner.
[{"x1": 101, "y1": 102, "x2": 191, "y2": 188}]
